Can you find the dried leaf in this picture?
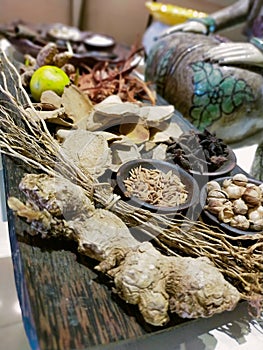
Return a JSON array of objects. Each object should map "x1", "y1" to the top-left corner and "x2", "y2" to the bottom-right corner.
[
  {"x1": 119, "y1": 123, "x2": 150, "y2": 144},
  {"x1": 61, "y1": 84, "x2": 94, "y2": 127}
]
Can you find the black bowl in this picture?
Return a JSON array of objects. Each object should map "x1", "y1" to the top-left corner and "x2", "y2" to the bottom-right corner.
[
  {"x1": 116, "y1": 159, "x2": 199, "y2": 215},
  {"x1": 200, "y1": 176, "x2": 263, "y2": 236}
]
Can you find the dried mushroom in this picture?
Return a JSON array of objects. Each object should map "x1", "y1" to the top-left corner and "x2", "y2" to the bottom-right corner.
[{"x1": 205, "y1": 174, "x2": 263, "y2": 231}]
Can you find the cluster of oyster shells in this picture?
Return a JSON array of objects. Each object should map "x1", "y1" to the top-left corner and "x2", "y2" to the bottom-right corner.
[{"x1": 205, "y1": 174, "x2": 263, "y2": 231}]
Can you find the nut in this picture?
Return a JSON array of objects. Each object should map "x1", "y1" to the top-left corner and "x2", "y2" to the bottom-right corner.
[
  {"x1": 250, "y1": 219, "x2": 263, "y2": 231},
  {"x1": 207, "y1": 180, "x2": 221, "y2": 192},
  {"x1": 207, "y1": 189, "x2": 228, "y2": 199},
  {"x1": 205, "y1": 175, "x2": 263, "y2": 231}
]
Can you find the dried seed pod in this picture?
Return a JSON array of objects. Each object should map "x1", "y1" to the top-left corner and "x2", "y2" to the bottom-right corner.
[
  {"x1": 230, "y1": 215, "x2": 250, "y2": 230},
  {"x1": 242, "y1": 185, "x2": 262, "y2": 207},
  {"x1": 24, "y1": 54, "x2": 36, "y2": 67},
  {"x1": 248, "y1": 207, "x2": 263, "y2": 222},
  {"x1": 61, "y1": 63, "x2": 76, "y2": 75},
  {"x1": 232, "y1": 173, "x2": 248, "y2": 187},
  {"x1": 53, "y1": 52, "x2": 73, "y2": 68},
  {"x1": 207, "y1": 189, "x2": 228, "y2": 199},
  {"x1": 206, "y1": 180, "x2": 221, "y2": 192},
  {"x1": 250, "y1": 218, "x2": 263, "y2": 231},
  {"x1": 223, "y1": 184, "x2": 245, "y2": 199},
  {"x1": 232, "y1": 198, "x2": 248, "y2": 215},
  {"x1": 123, "y1": 166, "x2": 188, "y2": 207},
  {"x1": 218, "y1": 206, "x2": 235, "y2": 223}
]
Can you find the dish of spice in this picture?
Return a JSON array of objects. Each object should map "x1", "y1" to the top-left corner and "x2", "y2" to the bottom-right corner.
[
  {"x1": 165, "y1": 129, "x2": 236, "y2": 176},
  {"x1": 116, "y1": 159, "x2": 199, "y2": 214},
  {"x1": 123, "y1": 166, "x2": 188, "y2": 207}
]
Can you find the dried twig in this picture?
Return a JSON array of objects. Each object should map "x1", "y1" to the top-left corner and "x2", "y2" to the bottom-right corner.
[
  {"x1": 74, "y1": 47, "x2": 156, "y2": 104},
  {"x1": 0, "y1": 49, "x2": 262, "y2": 316}
]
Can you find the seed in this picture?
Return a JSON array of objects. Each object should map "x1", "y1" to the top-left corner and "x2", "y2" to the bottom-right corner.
[{"x1": 123, "y1": 166, "x2": 188, "y2": 207}]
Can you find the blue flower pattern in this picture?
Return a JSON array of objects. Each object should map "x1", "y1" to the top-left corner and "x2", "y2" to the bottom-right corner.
[{"x1": 190, "y1": 62, "x2": 255, "y2": 130}]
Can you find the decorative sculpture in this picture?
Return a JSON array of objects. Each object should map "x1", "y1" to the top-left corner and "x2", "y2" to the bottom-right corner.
[{"x1": 145, "y1": 0, "x2": 263, "y2": 179}]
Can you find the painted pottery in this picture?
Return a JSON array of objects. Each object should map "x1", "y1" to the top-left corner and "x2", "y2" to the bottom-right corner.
[{"x1": 145, "y1": 32, "x2": 263, "y2": 145}]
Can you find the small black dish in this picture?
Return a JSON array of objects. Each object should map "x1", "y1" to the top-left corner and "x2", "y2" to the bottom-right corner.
[
  {"x1": 116, "y1": 159, "x2": 199, "y2": 215},
  {"x1": 200, "y1": 176, "x2": 263, "y2": 237}
]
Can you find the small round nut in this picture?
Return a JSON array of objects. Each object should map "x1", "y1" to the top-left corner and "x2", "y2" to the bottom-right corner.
[
  {"x1": 218, "y1": 206, "x2": 235, "y2": 223},
  {"x1": 224, "y1": 184, "x2": 245, "y2": 199}
]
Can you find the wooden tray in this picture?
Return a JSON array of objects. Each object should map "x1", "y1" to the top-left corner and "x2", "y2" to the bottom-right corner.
[
  {"x1": 2, "y1": 102, "x2": 251, "y2": 349},
  {"x1": 0, "y1": 41, "x2": 253, "y2": 348}
]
